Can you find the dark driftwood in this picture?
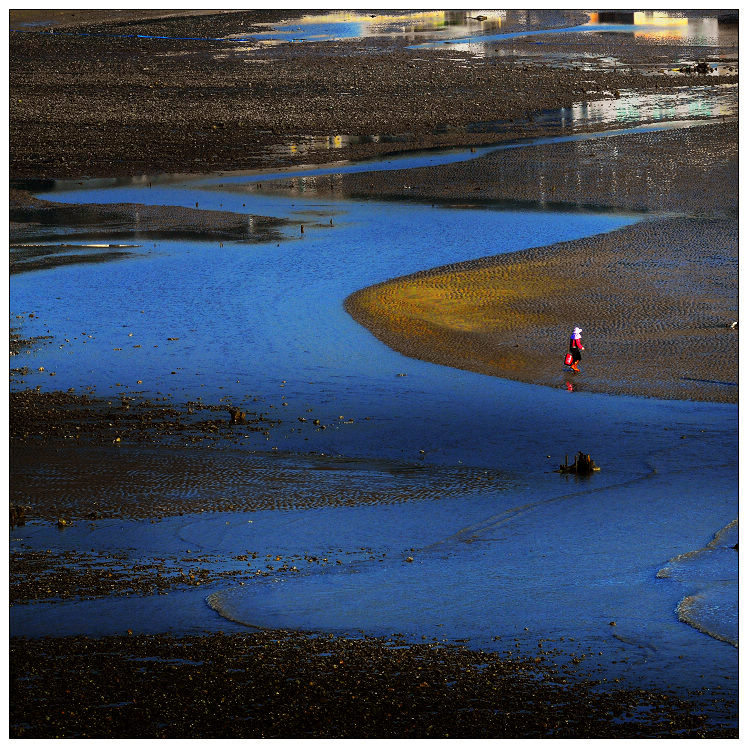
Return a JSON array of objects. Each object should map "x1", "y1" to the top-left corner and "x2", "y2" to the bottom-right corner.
[{"x1": 557, "y1": 451, "x2": 600, "y2": 475}]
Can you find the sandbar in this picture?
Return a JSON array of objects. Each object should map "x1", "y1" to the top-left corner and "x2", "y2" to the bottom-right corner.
[{"x1": 344, "y1": 123, "x2": 738, "y2": 403}]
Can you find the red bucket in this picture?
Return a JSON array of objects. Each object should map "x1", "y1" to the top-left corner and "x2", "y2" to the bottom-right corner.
[{"x1": 564, "y1": 353, "x2": 573, "y2": 366}]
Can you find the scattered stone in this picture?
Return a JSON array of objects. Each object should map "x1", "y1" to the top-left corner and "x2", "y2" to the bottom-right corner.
[{"x1": 9, "y1": 629, "x2": 736, "y2": 739}]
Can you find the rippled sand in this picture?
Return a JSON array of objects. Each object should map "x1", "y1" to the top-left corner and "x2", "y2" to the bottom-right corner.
[
  {"x1": 346, "y1": 216, "x2": 737, "y2": 403},
  {"x1": 10, "y1": 444, "x2": 510, "y2": 521}
]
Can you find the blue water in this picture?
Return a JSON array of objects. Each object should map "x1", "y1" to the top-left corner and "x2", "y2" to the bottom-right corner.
[
  {"x1": 10, "y1": 132, "x2": 737, "y2": 711},
  {"x1": 658, "y1": 520, "x2": 738, "y2": 647},
  {"x1": 14, "y1": 132, "x2": 656, "y2": 408}
]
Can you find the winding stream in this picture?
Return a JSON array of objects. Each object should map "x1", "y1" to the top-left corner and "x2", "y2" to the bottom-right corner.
[{"x1": 10, "y1": 120, "x2": 737, "y2": 710}]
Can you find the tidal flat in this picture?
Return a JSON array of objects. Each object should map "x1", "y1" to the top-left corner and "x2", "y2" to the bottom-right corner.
[{"x1": 9, "y1": 9, "x2": 738, "y2": 739}]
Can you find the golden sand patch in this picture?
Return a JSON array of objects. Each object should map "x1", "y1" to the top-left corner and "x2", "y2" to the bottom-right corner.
[{"x1": 346, "y1": 217, "x2": 737, "y2": 403}]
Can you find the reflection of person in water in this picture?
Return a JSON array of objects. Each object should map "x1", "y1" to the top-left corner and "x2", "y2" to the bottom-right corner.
[{"x1": 569, "y1": 327, "x2": 584, "y2": 373}]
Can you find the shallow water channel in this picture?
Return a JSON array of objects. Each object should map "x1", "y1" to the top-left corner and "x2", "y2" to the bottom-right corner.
[{"x1": 10, "y1": 125, "x2": 737, "y2": 716}]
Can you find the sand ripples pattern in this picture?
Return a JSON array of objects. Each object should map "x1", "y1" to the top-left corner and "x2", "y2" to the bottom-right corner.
[
  {"x1": 345, "y1": 216, "x2": 737, "y2": 402},
  {"x1": 11, "y1": 444, "x2": 511, "y2": 521}
]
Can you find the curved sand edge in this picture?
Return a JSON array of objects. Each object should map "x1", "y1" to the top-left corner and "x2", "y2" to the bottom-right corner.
[{"x1": 345, "y1": 217, "x2": 738, "y2": 403}]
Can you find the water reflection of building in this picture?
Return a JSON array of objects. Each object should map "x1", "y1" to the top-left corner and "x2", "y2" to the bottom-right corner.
[
  {"x1": 285, "y1": 135, "x2": 347, "y2": 155},
  {"x1": 259, "y1": 173, "x2": 346, "y2": 196},
  {"x1": 588, "y1": 11, "x2": 722, "y2": 42},
  {"x1": 468, "y1": 86, "x2": 735, "y2": 135},
  {"x1": 252, "y1": 10, "x2": 515, "y2": 45}
]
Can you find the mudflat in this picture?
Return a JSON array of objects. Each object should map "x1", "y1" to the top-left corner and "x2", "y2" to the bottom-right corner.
[
  {"x1": 9, "y1": 9, "x2": 739, "y2": 740},
  {"x1": 10, "y1": 8, "x2": 738, "y2": 401},
  {"x1": 10, "y1": 9, "x2": 736, "y2": 179},
  {"x1": 11, "y1": 632, "x2": 732, "y2": 739}
]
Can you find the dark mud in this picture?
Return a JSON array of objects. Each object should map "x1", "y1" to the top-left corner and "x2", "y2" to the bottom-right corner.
[
  {"x1": 338, "y1": 121, "x2": 738, "y2": 217},
  {"x1": 10, "y1": 190, "x2": 288, "y2": 273},
  {"x1": 10, "y1": 541, "x2": 409, "y2": 605},
  {"x1": 10, "y1": 327, "x2": 53, "y2": 359},
  {"x1": 491, "y1": 22, "x2": 739, "y2": 76},
  {"x1": 9, "y1": 389, "x2": 277, "y2": 452},
  {"x1": 10, "y1": 437, "x2": 507, "y2": 523},
  {"x1": 9, "y1": 632, "x2": 736, "y2": 739},
  {"x1": 9, "y1": 547, "x2": 332, "y2": 604},
  {"x1": 8, "y1": 8, "x2": 250, "y2": 32},
  {"x1": 10, "y1": 248, "x2": 136, "y2": 275},
  {"x1": 9, "y1": 549, "x2": 247, "y2": 604}
]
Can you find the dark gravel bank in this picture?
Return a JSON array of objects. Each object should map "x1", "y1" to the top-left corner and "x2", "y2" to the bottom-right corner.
[
  {"x1": 337, "y1": 121, "x2": 738, "y2": 217},
  {"x1": 10, "y1": 9, "x2": 736, "y2": 181},
  {"x1": 10, "y1": 632, "x2": 737, "y2": 739}
]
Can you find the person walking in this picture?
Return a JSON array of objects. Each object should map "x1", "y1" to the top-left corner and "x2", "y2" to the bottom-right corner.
[{"x1": 568, "y1": 326, "x2": 584, "y2": 373}]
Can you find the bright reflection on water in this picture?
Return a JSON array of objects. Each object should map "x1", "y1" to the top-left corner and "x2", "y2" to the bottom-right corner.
[
  {"x1": 411, "y1": 10, "x2": 738, "y2": 76},
  {"x1": 216, "y1": 92, "x2": 736, "y2": 162},
  {"x1": 467, "y1": 88, "x2": 736, "y2": 133},
  {"x1": 589, "y1": 11, "x2": 733, "y2": 44},
  {"x1": 260, "y1": 90, "x2": 732, "y2": 160},
  {"x1": 414, "y1": 11, "x2": 738, "y2": 49},
  {"x1": 239, "y1": 10, "x2": 515, "y2": 46},
  {"x1": 236, "y1": 10, "x2": 737, "y2": 50}
]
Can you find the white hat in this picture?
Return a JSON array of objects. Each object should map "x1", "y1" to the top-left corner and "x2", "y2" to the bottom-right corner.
[{"x1": 573, "y1": 327, "x2": 582, "y2": 334}]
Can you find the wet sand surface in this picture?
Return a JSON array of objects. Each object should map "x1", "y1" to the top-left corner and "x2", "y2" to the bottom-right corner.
[
  {"x1": 343, "y1": 123, "x2": 738, "y2": 403},
  {"x1": 338, "y1": 122, "x2": 738, "y2": 215},
  {"x1": 8, "y1": 9, "x2": 739, "y2": 739},
  {"x1": 346, "y1": 215, "x2": 738, "y2": 403},
  {"x1": 10, "y1": 439, "x2": 507, "y2": 523}
]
